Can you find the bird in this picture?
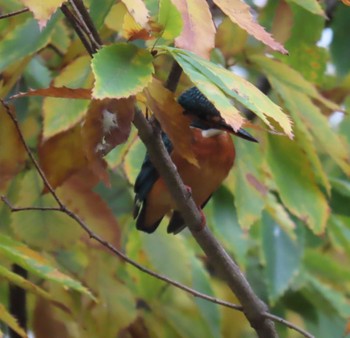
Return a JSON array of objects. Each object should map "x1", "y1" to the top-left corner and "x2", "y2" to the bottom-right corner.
[{"x1": 133, "y1": 87, "x2": 257, "y2": 234}]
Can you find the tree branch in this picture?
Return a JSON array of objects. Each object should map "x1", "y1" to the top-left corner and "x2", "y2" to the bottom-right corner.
[
  {"x1": 1, "y1": 99, "x2": 313, "y2": 338},
  {"x1": 0, "y1": 8, "x2": 29, "y2": 20},
  {"x1": 61, "y1": 4, "x2": 94, "y2": 56},
  {"x1": 59, "y1": 3, "x2": 310, "y2": 337},
  {"x1": 133, "y1": 108, "x2": 277, "y2": 337},
  {"x1": 0, "y1": 3, "x2": 314, "y2": 336}
]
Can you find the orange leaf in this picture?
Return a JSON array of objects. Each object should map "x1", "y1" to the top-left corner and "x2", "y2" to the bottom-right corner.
[
  {"x1": 172, "y1": 0, "x2": 216, "y2": 59},
  {"x1": 144, "y1": 78, "x2": 198, "y2": 166},
  {"x1": 81, "y1": 98, "x2": 135, "y2": 186},
  {"x1": 342, "y1": 0, "x2": 350, "y2": 5},
  {"x1": 10, "y1": 87, "x2": 92, "y2": 100},
  {"x1": 38, "y1": 125, "x2": 88, "y2": 189},
  {"x1": 57, "y1": 173, "x2": 121, "y2": 249},
  {"x1": 213, "y1": 0, "x2": 288, "y2": 54},
  {"x1": 0, "y1": 105, "x2": 26, "y2": 190}
]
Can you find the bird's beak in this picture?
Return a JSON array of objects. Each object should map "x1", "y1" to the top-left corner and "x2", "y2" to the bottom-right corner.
[{"x1": 231, "y1": 128, "x2": 259, "y2": 143}]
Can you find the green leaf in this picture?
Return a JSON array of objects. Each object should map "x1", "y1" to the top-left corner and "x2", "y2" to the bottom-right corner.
[
  {"x1": 162, "y1": 46, "x2": 293, "y2": 137},
  {"x1": 262, "y1": 213, "x2": 302, "y2": 303},
  {"x1": 191, "y1": 257, "x2": 221, "y2": 338},
  {"x1": 290, "y1": 113, "x2": 331, "y2": 194},
  {"x1": 285, "y1": 44, "x2": 328, "y2": 85},
  {"x1": 266, "y1": 134, "x2": 329, "y2": 234},
  {"x1": 0, "y1": 264, "x2": 54, "y2": 301},
  {"x1": 303, "y1": 273, "x2": 350, "y2": 318},
  {"x1": 270, "y1": 78, "x2": 350, "y2": 176},
  {"x1": 166, "y1": 55, "x2": 244, "y2": 130},
  {"x1": 265, "y1": 193, "x2": 296, "y2": 236},
  {"x1": 92, "y1": 43, "x2": 154, "y2": 99},
  {"x1": 11, "y1": 170, "x2": 82, "y2": 250},
  {"x1": 89, "y1": 0, "x2": 116, "y2": 29},
  {"x1": 251, "y1": 55, "x2": 338, "y2": 110},
  {"x1": 162, "y1": 304, "x2": 210, "y2": 338},
  {"x1": 0, "y1": 234, "x2": 95, "y2": 300},
  {"x1": 327, "y1": 215, "x2": 350, "y2": 256},
  {"x1": 286, "y1": 4, "x2": 324, "y2": 45},
  {"x1": 304, "y1": 249, "x2": 350, "y2": 285},
  {"x1": 212, "y1": 186, "x2": 251, "y2": 266},
  {"x1": 228, "y1": 138, "x2": 266, "y2": 229},
  {"x1": 24, "y1": 57, "x2": 52, "y2": 88},
  {"x1": 306, "y1": 311, "x2": 347, "y2": 338},
  {"x1": 0, "y1": 13, "x2": 60, "y2": 72},
  {"x1": 330, "y1": 5, "x2": 350, "y2": 76},
  {"x1": 330, "y1": 177, "x2": 350, "y2": 198},
  {"x1": 158, "y1": 0, "x2": 183, "y2": 40},
  {"x1": 0, "y1": 303, "x2": 27, "y2": 338},
  {"x1": 141, "y1": 230, "x2": 192, "y2": 284},
  {"x1": 43, "y1": 55, "x2": 92, "y2": 139},
  {"x1": 286, "y1": 0, "x2": 325, "y2": 17},
  {"x1": 122, "y1": 138, "x2": 146, "y2": 185},
  {"x1": 50, "y1": 20, "x2": 70, "y2": 55}
]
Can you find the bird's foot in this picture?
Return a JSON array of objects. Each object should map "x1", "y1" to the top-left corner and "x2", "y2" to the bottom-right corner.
[{"x1": 184, "y1": 185, "x2": 192, "y2": 198}]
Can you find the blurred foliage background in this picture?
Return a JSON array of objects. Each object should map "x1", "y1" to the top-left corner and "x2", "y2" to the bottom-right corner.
[{"x1": 0, "y1": 0, "x2": 350, "y2": 337}]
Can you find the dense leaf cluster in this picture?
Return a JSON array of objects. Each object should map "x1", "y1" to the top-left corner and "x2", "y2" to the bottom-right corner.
[{"x1": 0, "y1": 0, "x2": 350, "y2": 337}]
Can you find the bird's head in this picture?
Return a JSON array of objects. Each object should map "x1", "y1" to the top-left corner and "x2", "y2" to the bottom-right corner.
[{"x1": 178, "y1": 87, "x2": 258, "y2": 143}]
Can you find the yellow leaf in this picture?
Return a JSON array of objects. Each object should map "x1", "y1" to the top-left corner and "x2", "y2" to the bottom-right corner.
[
  {"x1": 0, "y1": 304, "x2": 27, "y2": 338},
  {"x1": 213, "y1": 0, "x2": 287, "y2": 54},
  {"x1": 20, "y1": 0, "x2": 65, "y2": 29},
  {"x1": 121, "y1": 0, "x2": 149, "y2": 27},
  {"x1": 172, "y1": 0, "x2": 216, "y2": 59}
]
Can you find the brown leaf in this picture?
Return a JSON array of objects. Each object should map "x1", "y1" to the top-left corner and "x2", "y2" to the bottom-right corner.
[
  {"x1": 10, "y1": 87, "x2": 92, "y2": 100},
  {"x1": 213, "y1": 0, "x2": 288, "y2": 54},
  {"x1": 33, "y1": 298, "x2": 69, "y2": 338},
  {"x1": 38, "y1": 125, "x2": 87, "y2": 189},
  {"x1": 172, "y1": 0, "x2": 216, "y2": 59},
  {"x1": 57, "y1": 173, "x2": 121, "y2": 250},
  {"x1": 0, "y1": 105, "x2": 26, "y2": 189},
  {"x1": 81, "y1": 98, "x2": 135, "y2": 186},
  {"x1": 144, "y1": 78, "x2": 198, "y2": 166},
  {"x1": 270, "y1": 0, "x2": 293, "y2": 47}
]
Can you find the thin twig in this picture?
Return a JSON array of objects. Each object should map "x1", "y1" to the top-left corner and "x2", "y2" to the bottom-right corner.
[
  {"x1": 0, "y1": 100, "x2": 314, "y2": 338},
  {"x1": 0, "y1": 196, "x2": 314, "y2": 338},
  {"x1": 0, "y1": 100, "x2": 62, "y2": 207},
  {"x1": 69, "y1": 0, "x2": 101, "y2": 52},
  {"x1": 61, "y1": 4, "x2": 94, "y2": 56},
  {"x1": 0, "y1": 8, "x2": 29, "y2": 20},
  {"x1": 1, "y1": 197, "x2": 61, "y2": 212},
  {"x1": 265, "y1": 313, "x2": 314, "y2": 338}
]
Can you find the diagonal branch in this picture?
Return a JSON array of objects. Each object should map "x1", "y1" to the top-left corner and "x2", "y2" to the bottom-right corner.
[
  {"x1": 0, "y1": 101, "x2": 314, "y2": 338},
  {"x1": 59, "y1": 4, "x2": 309, "y2": 338},
  {"x1": 133, "y1": 108, "x2": 277, "y2": 337}
]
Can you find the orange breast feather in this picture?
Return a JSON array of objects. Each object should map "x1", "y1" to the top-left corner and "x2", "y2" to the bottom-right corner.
[{"x1": 142, "y1": 129, "x2": 235, "y2": 229}]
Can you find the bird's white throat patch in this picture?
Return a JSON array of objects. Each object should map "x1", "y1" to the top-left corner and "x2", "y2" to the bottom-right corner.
[{"x1": 201, "y1": 129, "x2": 224, "y2": 138}]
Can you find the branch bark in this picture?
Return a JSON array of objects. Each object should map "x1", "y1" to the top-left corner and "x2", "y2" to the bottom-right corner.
[{"x1": 133, "y1": 108, "x2": 277, "y2": 337}]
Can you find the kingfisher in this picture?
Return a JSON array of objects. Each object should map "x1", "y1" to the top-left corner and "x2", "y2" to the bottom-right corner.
[{"x1": 133, "y1": 87, "x2": 257, "y2": 234}]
